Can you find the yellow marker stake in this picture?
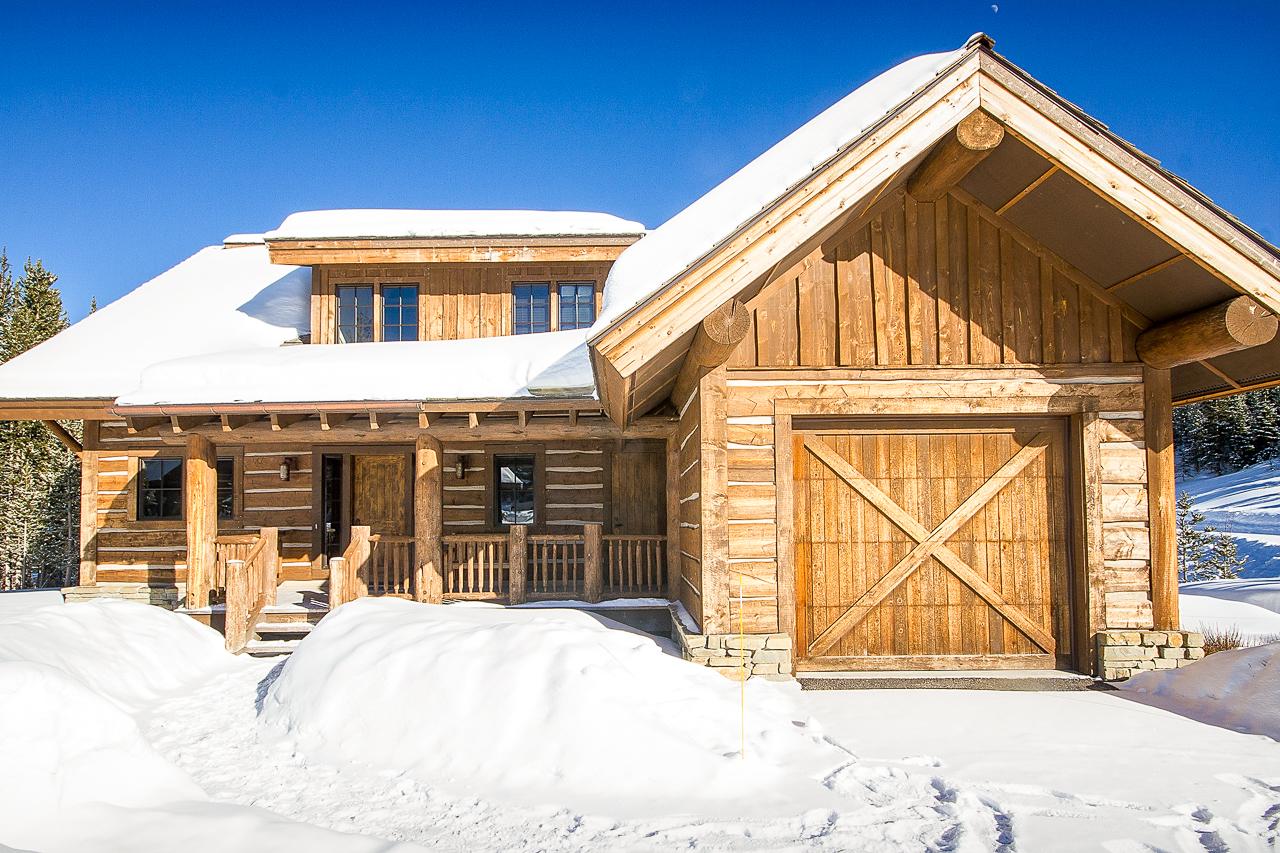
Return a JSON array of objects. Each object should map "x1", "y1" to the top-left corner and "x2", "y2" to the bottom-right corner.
[{"x1": 739, "y1": 571, "x2": 746, "y2": 760}]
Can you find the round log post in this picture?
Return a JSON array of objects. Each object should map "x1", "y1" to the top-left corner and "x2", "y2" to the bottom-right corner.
[
  {"x1": 327, "y1": 556, "x2": 348, "y2": 609},
  {"x1": 1136, "y1": 296, "x2": 1278, "y2": 369},
  {"x1": 223, "y1": 559, "x2": 249, "y2": 653}
]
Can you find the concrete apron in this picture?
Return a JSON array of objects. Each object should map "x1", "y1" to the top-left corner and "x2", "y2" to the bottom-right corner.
[{"x1": 797, "y1": 670, "x2": 1105, "y2": 691}]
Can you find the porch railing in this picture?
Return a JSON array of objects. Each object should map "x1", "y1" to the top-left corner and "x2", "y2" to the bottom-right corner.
[
  {"x1": 212, "y1": 533, "x2": 259, "y2": 605},
  {"x1": 222, "y1": 527, "x2": 280, "y2": 653},
  {"x1": 329, "y1": 524, "x2": 667, "y2": 608}
]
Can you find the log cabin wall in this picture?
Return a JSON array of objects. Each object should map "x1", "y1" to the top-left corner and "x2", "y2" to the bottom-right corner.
[
  {"x1": 86, "y1": 420, "x2": 317, "y2": 586},
  {"x1": 693, "y1": 188, "x2": 1159, "y2": 671},
  {"x1": 311, "y1": 262, "x2": 612, "y2": 344},
  {"x1": 82, "y1": 424, "x2": 667, "y2": 593}
]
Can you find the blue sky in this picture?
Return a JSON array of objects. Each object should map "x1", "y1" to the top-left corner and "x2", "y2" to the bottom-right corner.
[{"x1": 2, "y1": 1, "x2": 1277, "y2": 321}]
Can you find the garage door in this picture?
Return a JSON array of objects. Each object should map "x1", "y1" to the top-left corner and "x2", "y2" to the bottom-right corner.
[{"x1": 792, "y1": 418, "x2": 1073, "y2": 670}]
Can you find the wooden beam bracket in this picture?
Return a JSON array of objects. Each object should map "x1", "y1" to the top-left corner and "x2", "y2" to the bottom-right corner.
[{"x1": 1136, "y1": 296, "x2": 1278, "y2": 369}]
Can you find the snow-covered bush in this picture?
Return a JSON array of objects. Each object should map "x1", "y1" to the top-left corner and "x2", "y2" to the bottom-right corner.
[{"x1": 260, "y1": 599, "x2": 845, "y2": 813}]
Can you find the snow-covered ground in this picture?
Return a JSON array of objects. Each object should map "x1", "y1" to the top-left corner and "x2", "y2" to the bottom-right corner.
[
  {"x1": 2, "y1": 598, "x2": 1278, "y2": 851},
  {"x1": 1180, "y1": 462, "x2": 1280, "y2": 578}
]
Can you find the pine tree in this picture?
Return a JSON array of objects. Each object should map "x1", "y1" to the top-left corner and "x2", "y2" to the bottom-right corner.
[
  {"x1": 0, "y1": 253, "x2": 80, "y2": 589},
  {"x1": 1175, "y1": 492, "x2": 1245, "y2": 582}
]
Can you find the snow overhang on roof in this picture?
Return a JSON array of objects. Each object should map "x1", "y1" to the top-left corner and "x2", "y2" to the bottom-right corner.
[
  {"x1": 264, "y1": 209, "x2": 648, "y2": 265},
  {"x1": 114, "y1": 329, "x2": 596, "y2": 409}
]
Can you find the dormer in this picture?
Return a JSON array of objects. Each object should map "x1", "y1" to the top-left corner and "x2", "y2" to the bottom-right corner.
[{"x1": 263, "y1": 210, "x2": 646, "y2": 344}]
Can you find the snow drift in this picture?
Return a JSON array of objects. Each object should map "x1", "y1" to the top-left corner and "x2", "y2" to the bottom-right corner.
[
  {"x1": 1121, "y1": 642, "x2": 1280, "y2": 739},
  {"x1": 1180, "y1": 590, "x2": 1280, "y2": 643},
  {"x1": 0, "y1": 662, "x2": 208, "y2": 848},
  {"x1": 261, "y1": 599, "x2": 845, "y2": 813},
  {"x1": 0, "y1": 599, "x2": 237, "y2": 711}
]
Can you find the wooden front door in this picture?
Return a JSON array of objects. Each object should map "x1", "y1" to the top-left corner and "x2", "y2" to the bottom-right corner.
[
  {"x1": 352, "y1": 454, "x2": 411, "y2": 536},
  {"x1": 792, "y1": 418, "x2": 1073, "y2": 670}
]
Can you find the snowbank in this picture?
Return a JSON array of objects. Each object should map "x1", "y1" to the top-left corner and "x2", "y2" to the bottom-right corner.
[
  {"x1": 117, "y1": 328, "x2": 595, "y2": 406},
  {"x1": 266, "y1": 209, "x2": 645, "y2": 241},
  {"x1": 595, "y1": 42, "x2": 968, "y2": 330},
  {"x1": 1121, "y1": 642, "x2": 1280, "y2": 739},
  {"x1": 0, "y1": 662, "x2": 208, "y2": 849},
  {"x1": 1180, "y1": 591, "x2": 1280, "y2": 642},
  {"x1": 0, "y1": 245, "x2": 309, "y2": 401},
  {"x1": 0, "y1": 588, "x2": 63, "y2": 614},
  {"x1": 1183, "y1": 577, "x2": 1280, "y2": 615},
  {"x1": 261, "y1": 599, "x2": 844, "y2": 814},
  {"x1": 0, "y1": 599, "x2": 237, "y2": 711}
]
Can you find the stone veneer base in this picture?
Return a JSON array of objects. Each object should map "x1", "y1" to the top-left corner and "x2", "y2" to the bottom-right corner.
[
  {"x1": 669, "y1": 605, "x2": 793, "y2": 680},
  {"x1": 1097, "y1": 630, "x2": 1205, "y2": 681},
  {"x1": 62, "y1": 583, "x2": 180, "y2": 609}
]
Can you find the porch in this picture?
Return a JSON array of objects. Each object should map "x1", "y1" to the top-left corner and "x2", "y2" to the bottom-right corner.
[{"x1": 205, "y1": 523, "x2": 670, "y2": 653}]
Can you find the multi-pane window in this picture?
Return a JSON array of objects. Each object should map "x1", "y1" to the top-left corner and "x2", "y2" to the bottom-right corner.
[
  {"x1": 216, "y1": 458, "x2": 235, "y2": 520},
  {"x1": 138, "y1": 458, "x2": 184, "y2": 520},
  {"x1": 557, "y1": 282, "x2": 596, "y2": 330},
  {"x1": 382, "y1": 285, "x2": 419, "y2": 342},
  {"x1": 494, "y1": 455, "x2": 536, "y2": 526},
  {"x1": 138, "y1": 457, "x2": 235, "y2": 521},
  {"x1": 513, "y1": 284, "x2": 551, "y2": 335},
  {"x1": 336, "y1": 285, "x2": 375, "y2": 343}
]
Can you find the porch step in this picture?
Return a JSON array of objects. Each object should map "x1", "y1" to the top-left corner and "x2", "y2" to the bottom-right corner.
[
  {"x1": 798, "y1": 670, "x2": 1103, "y2": 691},
  {"x1": 243, "y1": 638, "x2": 303, "y2": 657},
  {"x1": 253, "y1": 621, "x2": 314, "y2": 638}
]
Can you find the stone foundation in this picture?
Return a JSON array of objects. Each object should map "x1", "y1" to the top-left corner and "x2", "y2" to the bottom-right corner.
[
  {"x1": 670, "y1": 606, "x2": 792, "y2": 680},
  {"x1": 1097, "y1": 630, "x2": 1205, "y2": 681},
  {"x1": 62, "y1": 583, "x2": 180, "y2": 609}
]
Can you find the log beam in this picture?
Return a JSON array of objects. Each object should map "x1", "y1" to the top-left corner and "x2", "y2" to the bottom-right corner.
[
  {"x1": 414, "y1": 434, "x2": 443, "y2": 604},
  {"x1": 41, "y1": 420, "x2": 82, "y2": 455},
  {"x1": 906, "y1": 110, "x2": 1005, "y2": 202},
  {"x1": 184, "y1": 434, "x2": 219, "y2": 609},
  {"x1": 671, "y1": 299, "x2": 751, "y2": 405},
  {"x1": 1136, "y1": 296, "x2": 1278, "y2": 369}
]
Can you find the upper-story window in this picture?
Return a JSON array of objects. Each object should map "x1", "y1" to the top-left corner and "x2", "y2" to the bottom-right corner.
[
  {"x1": 513, "y1": 281, "x2": 596, "y2": 334},
  {"x1": 337, "y1": 285, "x2": 374, "y2": 343},
  {"x1": 513, "y1": 283, "x2": 551, "y2": 335},
  {"x1": 382, "y1": 285, "x2": 419, "y2": 342},
  {"x1": 557, "y1": 282, "x2": 596, "y2": 330},
  {"x1": 337, "y1": 284, "x2": 419, "y2": 342}
]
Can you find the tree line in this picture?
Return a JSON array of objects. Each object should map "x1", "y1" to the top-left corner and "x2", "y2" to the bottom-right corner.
[
  {"x1": 0, "y1": 251, "x2": 82, "y2": 590},
  {"x1": 1173, "y1": 388, "x2": 1280, "y2": 475}
]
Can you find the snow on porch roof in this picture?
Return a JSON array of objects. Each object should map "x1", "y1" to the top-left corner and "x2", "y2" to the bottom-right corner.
[
  {"x1": 592, "y1": 39, "x2": 973, "y2": 331},
  {"x1": 114, "y1": 329, "x2": 596, "y2": 408},
  {"x1": 265, "y1": 209, "x2": 647, "y2": 242},
  {"x1": 0, "y1": 244, "x2": 311, "y2": 402}
]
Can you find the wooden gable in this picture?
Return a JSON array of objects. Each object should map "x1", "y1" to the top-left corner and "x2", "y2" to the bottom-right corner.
[{"x1": 729, "y1": 188, "x2": 1144, "y2": 370}]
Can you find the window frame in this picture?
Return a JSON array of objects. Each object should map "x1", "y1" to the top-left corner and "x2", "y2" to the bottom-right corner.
[
  {"x1": 335, "y1": 282, "x2": 422, "y2": 343},
  {"x1": 512, "y1": 279, "x2": 599, "y2": 334},
  {"x1": 125, "y1": 448, "x2": 242, "y2": 529},
  {"x1": 512, "y1": 282, "x2": 552, "y2": 335},
  {"x1": 335, "y1": 284, "x2": 376, "y2": 343},
  {"x1": 556, "y1": 281, "x2": 597, "y2": 330},
  {"x1": 379, "y1": 283, "x2": 421, "y2": 342},
  {"x1": 482, "y1": 445, "x2": 545, "y2": 531}
]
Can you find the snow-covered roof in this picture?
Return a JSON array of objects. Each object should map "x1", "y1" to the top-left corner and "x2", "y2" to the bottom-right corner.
[
  {"x1": 593, "y1": 43, "x2": 969, "y2": 331},
  {"x1": 0, "y1": 245, "x2": 310, "y2": 401},
  {"x1": 116, "y1": 329, "x2": 594, "y2": 407},
  {"x1": 266, "y1": 210, "x2": 646, "y2": 242}
]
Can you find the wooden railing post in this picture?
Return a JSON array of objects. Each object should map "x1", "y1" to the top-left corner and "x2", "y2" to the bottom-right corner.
[
  {"x1": 224, "y1": 559, "x2": 249, "y2": 652},
  {"x1": 583, "y1": 524, "x2": 603, "y2": 603},
  {"x1": 508, "y1": 524, "x2": 527, "y2": 605},
  {"x1": 348, "y1": 525, "x2": 372, "y2": 599},
  {"x1": 328, "y1": 556, "x2": 348, "y2": 608},
  {"x1": 258, "y1": 527, "x2": 279, "y2": 612},
  {"x1": 415, "y1": 434, "x2": 444, "y2": 603}
]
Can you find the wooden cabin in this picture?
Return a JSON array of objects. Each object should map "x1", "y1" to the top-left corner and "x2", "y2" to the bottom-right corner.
[{"x1": 1, "y1": 34, "x2": 1277, "y2": 679}]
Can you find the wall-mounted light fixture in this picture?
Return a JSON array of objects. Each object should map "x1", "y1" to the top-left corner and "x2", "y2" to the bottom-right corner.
[
  {"x1": 454, "y1": 457, "x2": 466, "y2": 480},
  {"x1": 279, "y1": 457, "x2": 293, "y2": 482}
]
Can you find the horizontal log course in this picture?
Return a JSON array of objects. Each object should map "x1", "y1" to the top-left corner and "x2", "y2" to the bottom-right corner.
[
  {"x1": 1136, "y1": 296, "x2": 1278, "y2": 369},
  {"x1": 906, "y1": 110, "x2": 1005, "y2": 202}
]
